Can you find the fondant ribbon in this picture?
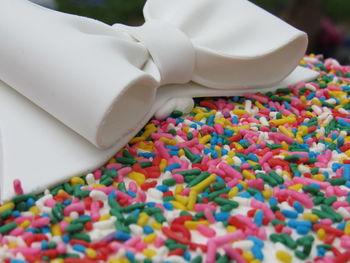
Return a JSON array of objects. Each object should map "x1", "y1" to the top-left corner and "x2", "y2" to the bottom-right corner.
[
  {"x1": 0, "y1": 0, "x2": 315, "y2": 150},
  {"x1": 0, "y1": 0, "x2": 319, "y2": 200}
]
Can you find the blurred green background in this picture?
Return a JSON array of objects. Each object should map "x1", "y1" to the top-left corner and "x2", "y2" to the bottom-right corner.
[{"x1": 31, "y1": 0, "x2": 350, "y2": 63}]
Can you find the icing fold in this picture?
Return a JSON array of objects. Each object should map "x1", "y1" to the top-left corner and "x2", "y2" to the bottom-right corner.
[{"x1": 0, "y1": 0, "x2": 318, "y2": 200}]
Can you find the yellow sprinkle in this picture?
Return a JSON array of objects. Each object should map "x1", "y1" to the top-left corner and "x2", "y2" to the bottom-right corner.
[
  {"x1": 19, "y1": 220, "x2": 30, "y2": 229},
  {"x1": 99, "y1": 214, "x2": 110, "y2": 221},
  {"x1": 183, "y1": 127, "x2": 190, "y2": 133},
  {"x1": 281, "y1": 141, "x2": 289, "y2": 150},
  {"x1": 128, "y1": 171, "x2": 146, "y2": 186},
  {"x1": 250, "y1": 260, "x2": 260, "y2": 263},
  {"x1": 187, "y1": 190, "x2": 197, "y2": 211},
  {"x1": 142, "y1": 124, "x2": 158, "y2": 139},
  {"x1": 194, "y1": 112, "x2": 206, "y2": 122},
  {"x1": 233, "y1": 142, "x2": 244, "y2": 151},
  {"x1": 228, "y1": 187, "x2": 239, "y2": 198},
  {"x1": 29, "y1": 206, "x2": 40, "y2": 216},
  {"x1": 300, "y1": 95, "x2": 307, "y2": 104},
  {"x1": 178, "y1": 149, "x2": 185, "y2": 156},
  {"x1": 191, "y1": 174, "x2": 216, "y2": 193},
  {"x1": 199, "y1": 135, "x2": 211, "y2": 144},
  {"x1": 255, "y1": 101, "x2": 264, "y2": 109},
  {"x1": 270, "y1": 115, "x2": 296, "y2": 126},
  {"x1": 345, "y1": 149, "x2": 350, "y2": 157},
  {"x1": 302, "y1": 213, "x2": 319, "y2": 223},
  {"x1": 137, "y1": 212, "x2": 149, "y2": 227},
  {"x1": 242, "y1": 252, "x2": 254, "y2": 261},
  {"x1": 276, "y1": 250, "x2": 292, "y2": 263},
  {"x1": 262, "y1": 189, "x2": 272, "y2": 200},
  {"x1": 324, "y1": 138, "x2": 333, "y2": 144},
  {"x1": 143, "y1": 233, "x2": 157, "y2": 244},
  {"x1": 312, "y1": 174, "x2": 325, "y2": 181},
  {"x1": 175, "y1": 185, "x2": 184, "y2": 195},
  {"x1": 288, "y1": 184, "x2": 303, "y2": 191},
  {"x1": 214, "y1": 146, "x2": 222, "y2": 157},
  {"x1": 297, "y1": 126, "x2": 308, "y2": 136},
  {"x1": 317, "y1": 228, "x2": 326, "y2": 240},
  {"x1": 175, "y1": 195, "x2": 188, "y2": 206},
  {"x1": 247, "y1": 160, "x2": 258, "y2": 166},
  {"x1": 63, "y1": 217, "x2": 72, "y2": 223},
  {"x1": 51, "y1": 224, "x2": 62, "y2": 236},
  {"x1": 159, "y1": 159, "x2": 167, "y2": 172},
  {"x1": 242, "y1": 170, "x2": 255, "y2": 180},
  {"x1": 150, "y1": 222, "x2": 162, "y2": 230},
  {"x1": 282, "y1": 171, "x2": 291, "y2": 179},
  {"x1": 239, "y1": 180, "x2": 248, "y2": 189},
  {"x1": 232, "y1": 109, "x2": 248, "y2": 116},
  {"x1": 91, "y1": 184, "x2": 106, "y2": 188},
  {"x1": 225, "y1": 157, "x2": 234, "y2": 165},
  {"x1": 159, "y1": 137, "x2": 177, "y2": 145},
  {"x1": 169, "y1": 201, "x2": 187, "y2": 210},
  {"x1": 279, "y1": 126, "x2": 294, "y2": 138},
  {"x1": 345, "y1": 221, "x2": 350, "y2": 235},
  {"x1": 228, "y1": 151, "x2": 235, "y2": 158},
  {"x1": 50, "y1": 259, "x2": 64, "y2": 263},
  {"x1": 70, "y1": 176, "x2": 85, "y2": 186},
  {"x1": 8, "y1": 242, "x2": 17, "y2": 248},
  {"x1": 143, "y1": 248, "x2": 157, "y2": 258},
  {"x1": 226, "y1": 225, "x2": 237, "y2": 232},
  {"x1": 296, "y1": 134, "x2": 303, "y2": 144},
  {"x1": 86, "y1": 248, "x2": 97, "y2": 259},
  {"x1": 107, "y1": 158, "x2": 116, "y2": 164},
  {"x1": 184, "y1": 220, "x2": 210, "y2": 230}
]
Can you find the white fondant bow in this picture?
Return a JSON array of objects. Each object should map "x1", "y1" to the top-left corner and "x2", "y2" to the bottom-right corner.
[{"x1": 0, "y1": 0, "x2": 318, "y2": 200}]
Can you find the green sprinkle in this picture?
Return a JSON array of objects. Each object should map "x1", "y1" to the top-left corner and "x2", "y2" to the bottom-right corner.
[
  {"x1": 162, "y1": 178, "x2": 177, "y2": 187},
  {"x1": 0, "y1": 222, "x2": 17, "y2": 234},
  {"x1": 65, "y1": 223, "x2": 84, "y2": 234},
  {"x1": 327, "y1": 177, "x2": 346, "y2": 186}
]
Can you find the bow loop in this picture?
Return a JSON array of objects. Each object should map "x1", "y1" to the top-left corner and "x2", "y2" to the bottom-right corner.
[{"x1": 114, "y1": 20, "x2": 195, "y2": 85}]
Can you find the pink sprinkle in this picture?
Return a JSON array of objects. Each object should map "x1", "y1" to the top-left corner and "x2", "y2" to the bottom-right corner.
[
  {"x1": 194, "y1": 204, "x2": 216, "y2": 213},
  {"x1": 10, "y1": 247, "x2": 41, "y2": 255},
  {"x1": 172, "y1": 174, "x2": 184, "y2": 184},
  {"x1": 214, "y1": 123, "x2": 224, "y2": 134},
  {"x1": 13, "y1": 179, "x2": 23, "y2": 195},
  {"x1": 93, "y1": 169, "x2": 102, "y2": 180},
  {"x1": 259, "y1": 151, "x2": 273, "y2": 165},
  {"x1": 332, "y1": 201, "x2": 349, "y2": 209},
  {"x1": 219, "y1": 162, "x2": 243, "y2": 180},
  {"x1": 31, "y1": 217, "x2": 50, "y2": 228},
  {"x1": 154, "y1": 237, "x2": 165, "y2": 248},
  {"x1": 118, "y1": 167, "x2": 132, "y2": 177},
  {"x1": 340, "y1": 235, "x2": 350, "y2": 249},
  {"x1": 57, "y1": 243, "x2": 67, "y2": 254},
  {"x1": 44, "y1": 198, "x2": 56, "y2": 208},
  {"x1": 106, "y1": 163, "x2": 122, "y2": 170},
  {"x1": 205, "y1": 240, "x2": 217, "y2": 263},
  {"x1": 63, "y1": 202, "x2": 85, "y2": 216},
  {"x1": 124, "y1": 237, "x2": 141, "y2": 246},
  {"x1": 223, "y1": 245, "x2": 245, "y2": 263},
  {"x1": 9, "y1": 227, "x2": 24, "y2": 236},
  {"x1": 204, "y1": 208, "x2": 216, "y2": 224},
  {"x1": 212, "y1": 230, "x2": 244, "y2": 246},
  {"x1": 196, "y1": 224, "x2": 216, "y2": 238},
  {"x1": 135, "y1": 241, "x2": 147, "y2": 252}
]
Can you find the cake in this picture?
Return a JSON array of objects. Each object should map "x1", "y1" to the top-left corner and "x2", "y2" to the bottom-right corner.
[{"x1": 0, "y1": 55, "x2": 349, "y2": 263}]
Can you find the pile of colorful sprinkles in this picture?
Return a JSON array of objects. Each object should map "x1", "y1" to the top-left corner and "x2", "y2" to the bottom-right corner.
[{"x1": 2, "y1": 55, "x2": 350, "y2": 263}]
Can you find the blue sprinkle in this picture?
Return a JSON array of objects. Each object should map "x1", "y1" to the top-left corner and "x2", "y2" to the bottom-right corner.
[
  {"x1": 238, "y1": 192, "x2": 251, "y2": 198},
  {"x1": 211, "y1": 150, "x2": 218, "y2": 158},
  {"x1": 338, "y1": 119, "x2": 350, "y2": 127},
  {"x1": 183, "y1": 250, "x2": 191, "y2": 261},
  {"x1": 146, "y1": 202, "x2": 156, "y2": 207},
  {"x1": 143, "y1": 225, "x2": 154, "y2": 234},
  {"x1": 156, "y1": 185, "x2": 168, "y2": 192},
  {"x1": 221, "y1": 149, "x2": 228, "y2": 156},
  {"x1": 317, "y1": 247, "x2": 326, "y2": 257},
  {"x1": 281, "y1": 210, "x2": 298, "y2": 219},
  {"x1": 115, "y1": 231, "x2": 131, "y2": 241},
  {"x1": 73, "y1": 244, "x2": 86, "y2": 253},
  {"x1": 253, "y1": 193, "x2": 264, "y2": 202},
  {"x1": 126, "y1": 251, "x2": 135, "y2": 262},
  {"x1": 26, "y1": 198, "x2": 35, "y2": 209},
  {"x1": 293, "y1": 201, "x2": 304, "y2": 213},
  {"x1": 41, "y1": 240, "x2": 49, "y2": 250},
  {"x1": 62, "y1": 235, "x2": 70, "y2": 243},
  {"x1": 232, "y1": 116, "x2": 239, "y2": 124},
  {"x1": 127, "y1": 191, "x2": 136, "y2": 198},
  {"x1": 248, "y1": 153, "x2": 259, "y2": 162},
  {"x1": 269, "y1": 197, "x2": 278, "y2": 206},
  {"x1": 337, "y1": 222, "x2": 346, "y2": 230},
  {"x1": 338, "y1": 136, "x2": 344, "y2": 147},
  {"x1": 215, "y1": 212, "x2": 230, "y2": 221},
  {"x1": 10, "y1": 260, "x2": 29, "y2": 263},
  {"x1": 169, "y1": 151, "x2": 179, "y2": 156},
  {"x1": 164, "y1": 163, "x2": 181, "y2": 172},
  {"x1": 236, "y1": 184, "x2": 244, "y2": 191},
  {"x1": 204, "y1": 148, "x2": 211, "y2": 155},
  {"x1": 247, "y1": 236, "x2": 264, "y2": 248},
  {"x1": 165, "y1": 145, "x2": 179, "y2": 150},
  {"x1": 224, "y1": 129, "x2": 234, "y2": 137},
  {"x1": 163, "y1": 201, "x2": 174, "y2": 211},
  {"x1": 253, "y1": 210, "x2": 264, "y2": 227},
  {"x1": 138, "y1": 152, "x2": 156, "y2": 158},
  {"x1": 41, "y1": 226, "x2": 50, "y2": 234},
  {"x1": 252, "y1": 245, "x2": 264, "y2": 260},
  {"x1": 287, "y1": 220, "x2": 312, "y2": 228},
  {"x1": 108, "y1": 190, "x2": 116, "y2": 199},
  {"x1": 64, "y1": 199, "x2": 72, "y2": 205},
  {"x1": 296, "y1": 225, "x2": 310, "y2": 235}
]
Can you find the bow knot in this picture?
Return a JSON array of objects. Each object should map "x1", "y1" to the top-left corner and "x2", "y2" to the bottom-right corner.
[{"x1": 114, "y1": 20, "x2": 196, "y2": 85}]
